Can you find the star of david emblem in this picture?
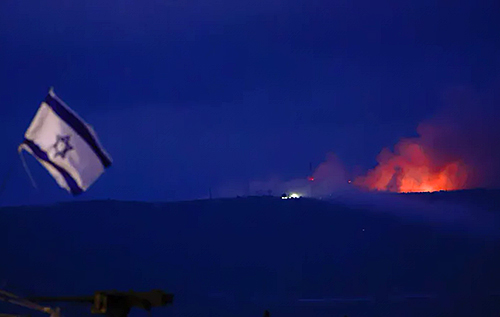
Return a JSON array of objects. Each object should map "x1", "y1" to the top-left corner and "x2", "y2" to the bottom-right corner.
[{"x1": 53, "y1": 135, "x2": 74, "y2": 159}]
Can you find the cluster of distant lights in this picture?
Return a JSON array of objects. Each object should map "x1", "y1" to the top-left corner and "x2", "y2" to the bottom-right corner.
[
  {"x1": 281, "y1": 193, "x2": 302, "y2": 200},
  {"x1": 281, "y1": 178, "x2": 353, "y2": 200}
]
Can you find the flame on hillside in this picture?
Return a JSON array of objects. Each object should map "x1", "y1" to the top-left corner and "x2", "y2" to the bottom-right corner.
[{"x1": 354, "y1": 138, "x2": 468, "y2": 193}]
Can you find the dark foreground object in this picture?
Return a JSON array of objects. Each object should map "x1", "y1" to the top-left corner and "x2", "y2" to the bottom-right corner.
[{"x1": 29, "y1": 290, "x2": 173, "y2": 317}]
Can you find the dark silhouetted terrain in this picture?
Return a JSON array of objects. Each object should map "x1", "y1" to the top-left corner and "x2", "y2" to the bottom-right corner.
[{"x1": 1, "y1": 189, "x2": 500, "y2": 316}]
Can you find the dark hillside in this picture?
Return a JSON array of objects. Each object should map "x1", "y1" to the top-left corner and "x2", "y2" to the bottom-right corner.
[{"x1": 1, "y1": 191, "x2": 500, "y2": 316}]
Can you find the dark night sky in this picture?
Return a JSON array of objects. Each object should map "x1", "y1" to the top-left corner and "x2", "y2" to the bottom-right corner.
[{"x1": 1, "y1": 0, "x2": 499, "y2": 205}]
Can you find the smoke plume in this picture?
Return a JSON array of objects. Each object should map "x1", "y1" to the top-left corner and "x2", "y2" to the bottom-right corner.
[
  {"x1": 355, "y1": 83, "x2": 500, "y2": 192},
  {"x1": 309, "y1": 153, "x2": 349, "y2": 196},
  {"x1": 218, "y1": 153, "x2": 349, "y2": 198},
  {"x1": 216, "y1": 83, "x2": 500, "y2": 198}
]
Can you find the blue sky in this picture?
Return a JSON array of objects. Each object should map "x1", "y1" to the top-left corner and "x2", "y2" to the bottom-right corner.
[{"x1": 1, "y1": 0, "x2": 499, "y2": 205}]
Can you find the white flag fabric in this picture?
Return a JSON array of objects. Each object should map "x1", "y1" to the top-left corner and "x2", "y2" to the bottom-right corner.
[{"x1": 19, "y1": 89, "x2": 112, "y2": 195}]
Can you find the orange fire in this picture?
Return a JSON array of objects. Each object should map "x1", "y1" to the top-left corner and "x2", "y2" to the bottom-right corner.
[{"x1": 354, "y1": 139, "x2": 468, "y2": 193}]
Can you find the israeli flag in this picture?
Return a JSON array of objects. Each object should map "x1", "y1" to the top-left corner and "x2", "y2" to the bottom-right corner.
[{"x1": 19, "y1": 89, "x2": 112, "y2": 195}]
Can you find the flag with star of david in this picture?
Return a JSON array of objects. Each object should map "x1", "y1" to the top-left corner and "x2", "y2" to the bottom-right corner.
[{"x1": 18, "y1": 88, "x2": 112, "y2": 195}]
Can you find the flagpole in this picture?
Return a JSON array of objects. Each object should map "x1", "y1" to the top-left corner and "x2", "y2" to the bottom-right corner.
[
  {"x1": 1, "y1": 87, "x2": 51, "y2": 200},
  {"x1": 0, "y1": 145, "x2": 39, "y2": 201},
  {"x1": 18, "y1": 146, "x2": 38, "y2": 190}
]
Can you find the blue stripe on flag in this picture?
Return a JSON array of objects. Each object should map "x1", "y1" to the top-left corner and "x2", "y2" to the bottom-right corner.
[
  {"x1": 44, "y1": 94, "x2": 112, "y2": 168},
  {"x1": 23, "y1": 139, "x2": 84, "y2": 196}
]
